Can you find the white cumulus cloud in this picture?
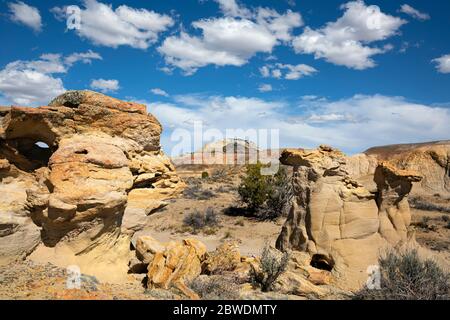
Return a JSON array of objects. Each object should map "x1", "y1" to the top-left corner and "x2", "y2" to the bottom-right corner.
[
  {"x1": 215, "y1": 0, "x2": 251, "y2": 18},
  {"x1": 146, "y1": 94, "x2": 450, "y2": 155},
  {"x1": 258, "y1": 84, "x2": 273, "y2": 92},
  {"x1": 399, "y1": 4, "x2": 430, "y2": 21},
  {"x1": 151, "y1": 88, "x2": 169, "y2": 97},
  {"x1": 0, "y1": 51, "x2": 102, "y2": 106},
  {"x1": 64, "y1": 50, "x2": 103, "y2": 65},
  {"x1": 292, "y1": 1, "x2": 406, "y2": 70},
  {"x1": 158, "y1": 0, "x2": 303, "y2": 74},
  {"x1": 432, "y1": 54, "x2": 450, "y2": 74},
  {"x1": 7, "y1": 1, "x2": 42, "y2": 32},
  {"x1": 52, "y1": 0, "x2": 174, "y2": 49},
  {"x1": 260, "y1": 63, "x2": 317, "y2": 80},
  {"x1": 90, "y1": 79, "x2": 120, "y2": 93}
]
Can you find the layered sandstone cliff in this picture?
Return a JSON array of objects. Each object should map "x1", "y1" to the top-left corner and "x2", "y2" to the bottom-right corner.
[{"x1": 0, "y1": 91, "x2": 183, "y2": 280}]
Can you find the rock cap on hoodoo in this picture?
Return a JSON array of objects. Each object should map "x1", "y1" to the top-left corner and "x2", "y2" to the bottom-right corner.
[
  {"x1": 376, "y1": 161, "x2": 422, "y2": 183},
  {"x1": 279, "y1": 145, "x2": 345, "y2": 168},
  {"x1": 49, "y1": 90, "x2": 147, "y2": 114},
  {"x1": 3, "y1": 90, "x2": 162, "y2": 152}
]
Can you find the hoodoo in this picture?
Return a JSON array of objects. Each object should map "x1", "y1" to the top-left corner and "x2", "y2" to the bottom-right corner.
[
  {"x1": 0, "y1": 91, "x2": 184, "y2": 280},
  {"x1": 276, "y1": 145, "x2": 422, "y2": 289}
]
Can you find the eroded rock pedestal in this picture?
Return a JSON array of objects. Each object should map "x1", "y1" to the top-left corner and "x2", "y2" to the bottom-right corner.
[
  {"x1": 276, "y1": 145, "x2": 422, "y2": 290},
  {"x1": 0, "y1": 91, "x2": 183, "y2": 281}
]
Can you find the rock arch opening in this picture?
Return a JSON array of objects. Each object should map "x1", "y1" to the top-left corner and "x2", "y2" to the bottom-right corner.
[
  {"x1": 2, "y1": 138, "x2": 55, "y2": 172},
  {"x1": 310, "y1": 254, "x2": 335, "y2": 271},
  {"x1": 1, "y1": 114, "x2": 58, "y2": 172}
]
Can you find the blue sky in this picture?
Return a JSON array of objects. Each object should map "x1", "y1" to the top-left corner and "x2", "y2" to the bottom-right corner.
[{"x1": 0, "y1": 0, "x2": 449, "y2": 155}]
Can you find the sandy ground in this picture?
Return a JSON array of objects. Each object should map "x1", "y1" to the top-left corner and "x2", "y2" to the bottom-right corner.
[
  {"x1": 411, "y1": 208, "x2": 450, "y2": 265},
  {"x1": 0, "y1": 260, "x2": 156, "y2": 300},
  {"x1": 136, "y1": 172, "x2": 283, "y2": 257}
]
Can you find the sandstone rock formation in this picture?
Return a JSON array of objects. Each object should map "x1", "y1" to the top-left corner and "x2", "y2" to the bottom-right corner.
[
  {"x1": 0, "y1": 91, "x2": 183, "y2": 280},
  {"x1": 203, "y1": 241, "x2": 241, "y2": 274},
  {"x1": 0, "y1": 160, "x2": 41, "y2": 264},
  {"x1": 142, "y1": 237, "x2": 207, "y2": 299},
  {"x1": 365, "y1": 140, "x2": 450, "y2": 197},
  {"x1": 130, "y1": 236, "x2": 264, "y2": 298},
  {"x1": 276, "y1": 145, "x2": 422, "y2": 290}
]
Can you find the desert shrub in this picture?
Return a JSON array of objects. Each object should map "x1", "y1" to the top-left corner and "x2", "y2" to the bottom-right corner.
[
  {"x1": 410, "y1": 197, "x2": 450, "y2": 213},
  {"x1": 210, "y1": 167, "x2": 230, "y2": 182},
  {"x1": 183, "y1": 183, "x2": 215, "y2": 200},
  {"x1": 183, "y1": 208, "x2": 219, "y2": 231},
  {"x1": 418, "y1": 216, "x2": 431, "y2": 229},
  {"x1": 222, "y1": 231, "x2": 232, "y2": 240},
  {"x1": 188, "y1": 275, "x2": 240, "y2": 300},
  {"x1": 238, "y1": 164, "x2": 293, "y2": 219},
  {"x1": 442, "y1": 215, "x2": 450, "y2": 222},
  {"x1": 215, "y1": 184, "x2": 235, "y2": 193},
  {"x1": 205, "y1": 207, "x2": 219, "y2": 226},
  {"x1": 183, "y1": 211, "x2": 205, "y2": 230},
  {"x1": 355, "y1": 249, "x2": 450, "y2": 300},
  {"x1": 263, "y1": 166, "x2": 293, "y2": 219},
  {"x1": 413, "y1": 216, "x2": 439, "y2": 231},
  {"x1": 203, "y1": 228, "x2": 218, "y2": 235},
  {"x1": 251, "y1": 245, "x2": 290, "y2": 292},
  {"x1": 238, "y1": 162, "x2": 271, "y2": 212},
  {"x1": 201, "y1": 171, "x2": 209, "y2": 179}
]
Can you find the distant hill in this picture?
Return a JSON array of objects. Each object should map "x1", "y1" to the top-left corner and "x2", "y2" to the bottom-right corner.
[
  {"x1": 172, "y1": 138, "x2": 280, "y2": 167},
  {"x1": 364, "y1": 140, "x2": 450, "y2": 159}
]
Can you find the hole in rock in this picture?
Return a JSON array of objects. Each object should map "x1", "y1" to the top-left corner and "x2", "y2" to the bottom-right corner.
[
  {"x1": 310, "y1": 254, "x2": 335, "y2": 271},
  {"x1": 17, "y1": 139, "x2": 53, "y2": 169},
  {"x1": 75, "y1": 149, "x2": 88, "y2": 155},
  {"x1": 3, "y1": 138, "x2": 55, "y2": 172},
  {"x1": 35, "y1": 141, "x2": 49, "y2": 149},
  {"x1": 133, "y1": 181, "x2": 156, "y2": 189}
]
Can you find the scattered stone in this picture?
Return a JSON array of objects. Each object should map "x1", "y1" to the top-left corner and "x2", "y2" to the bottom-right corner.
[{"x1": 203, "y1": 241, "x2": 241, "y2": 274}]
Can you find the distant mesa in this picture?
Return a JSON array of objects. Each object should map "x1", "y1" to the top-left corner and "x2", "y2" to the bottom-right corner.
[{"x1": 172, "y1": 138, "x2": 279, "y2": 167}]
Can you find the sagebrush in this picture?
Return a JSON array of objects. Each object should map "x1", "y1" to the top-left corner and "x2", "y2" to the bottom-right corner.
[
  {"x1": 410, "y1": 197, "x2": 450, "y2": 213},
  {"x1": 183, "y1": 181, "x2": 215, "y2": 200},
  {"x1": 183, "y1": 207, "x2": 219, "y2": 231},
  {"x1": 251, "y1": 245, "x2": 290, "y2": 292},
  {"x1": 188, "y1": 275, "x2": 240, "y2": 300},
  {"x1": 355, "y1": 248, "x2": 450, "y2": 300}
]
